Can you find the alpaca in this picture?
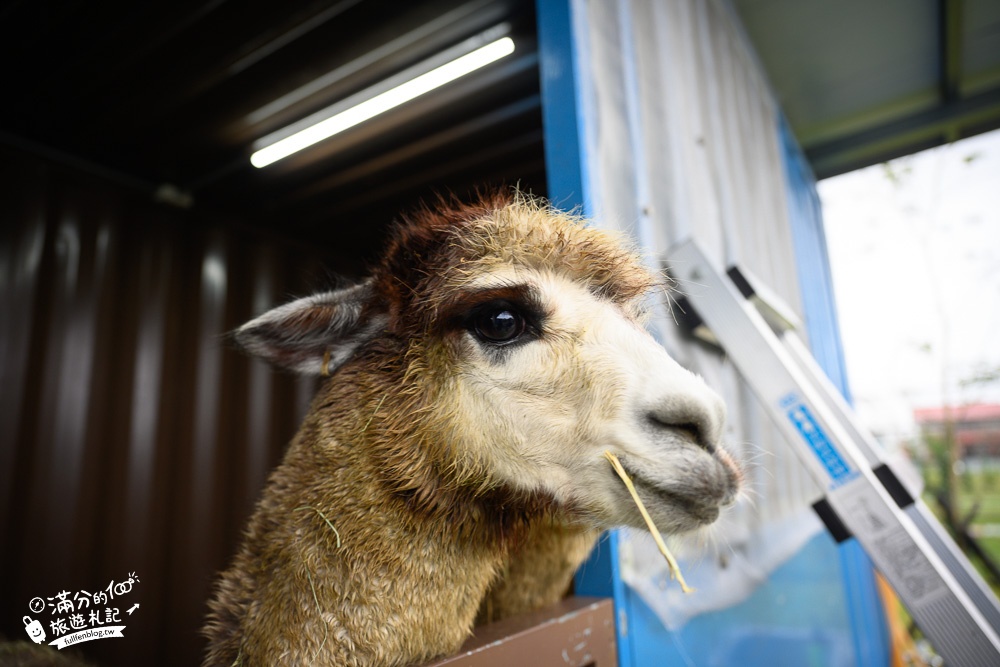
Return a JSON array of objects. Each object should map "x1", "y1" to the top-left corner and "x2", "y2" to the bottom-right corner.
[{"x1": 203, "y1": 191, "x2": 741, "y2": 666}]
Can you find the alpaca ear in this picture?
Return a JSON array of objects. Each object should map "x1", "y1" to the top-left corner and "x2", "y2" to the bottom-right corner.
[{"x1": 235, "y1": 279, "x2": 386, "y2": 376}]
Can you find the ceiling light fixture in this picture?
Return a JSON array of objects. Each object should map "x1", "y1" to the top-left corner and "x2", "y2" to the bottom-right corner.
[{"x1": 250, "y1": 26, "x2": 514, "y2": 168}]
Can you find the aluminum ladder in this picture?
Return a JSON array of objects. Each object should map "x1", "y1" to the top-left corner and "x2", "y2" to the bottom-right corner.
[{"x1": 667, "y1": 238, "x2": 1000, "y2": 667}]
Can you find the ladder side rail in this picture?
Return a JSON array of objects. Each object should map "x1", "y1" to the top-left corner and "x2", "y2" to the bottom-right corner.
[
  {"x1": 723, "y1": 260, "x2": 1000, "y2": 629},
  {"x1": 779, "y1": 330, "x2": 1000, "y2": 631},
  {"x1": 667, "y1": 239, "x2": 1000, "y2": 666}
]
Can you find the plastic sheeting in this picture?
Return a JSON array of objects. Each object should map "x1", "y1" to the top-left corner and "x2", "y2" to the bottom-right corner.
[{"x1": 567, "y1": 0, "x2": 834, "y2": 629}]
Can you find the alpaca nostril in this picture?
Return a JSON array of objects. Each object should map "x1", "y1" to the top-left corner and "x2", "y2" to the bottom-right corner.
[
  {"x1": 645, "y1": 392, "x2": 723, "y2": 453},
  {"x1": 678, "y1": 422, "x2": 709, "y2": 450},
  {"x1": 642, "y1": 372, "x2": 727, "y2": 453},
  {"x1": 646, "y1": 413, "x2": 715, "y2": 452}
]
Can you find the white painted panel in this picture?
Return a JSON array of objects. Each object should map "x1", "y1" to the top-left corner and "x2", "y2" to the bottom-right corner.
[{"x1": 574, "y1": 0, "x2": 823, "y2": 626}]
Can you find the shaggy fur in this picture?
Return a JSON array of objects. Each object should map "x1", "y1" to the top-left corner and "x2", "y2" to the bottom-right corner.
[{"x1": 203, "y1": 191, "x2": 740, "y2": 666}]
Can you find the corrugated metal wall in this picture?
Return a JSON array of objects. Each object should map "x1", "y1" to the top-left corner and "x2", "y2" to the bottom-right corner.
[
  {"x1": 0, "y1": 148, "x2": 332, "y2": 666},
  {"x1": 569, "y1": 0, "x2": 822, "y2": 596},
  {"x1": 548, "y1": 0, "x2": 887, "y2": 665}
]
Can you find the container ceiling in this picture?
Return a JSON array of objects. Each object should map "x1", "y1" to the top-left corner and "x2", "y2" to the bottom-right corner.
[
  {"x1": 0, "y1": 0, "x2": 544, "y2": 263},
  {"x1": 735, "y1": 0, "x2": 1000, "y2": 178},
  {"x1": 6, "y1": 0, "x2": 997, "y2": 238}
]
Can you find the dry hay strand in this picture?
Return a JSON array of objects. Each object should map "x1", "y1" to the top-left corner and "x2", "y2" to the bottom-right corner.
[{"x1": 603, "y1": 450, "x2": 693, "y2": 594}]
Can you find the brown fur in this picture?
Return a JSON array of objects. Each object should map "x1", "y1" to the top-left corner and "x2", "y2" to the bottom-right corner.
[
  {"x1": 476, "y1": 521, "x2": 599, "y2": 625},
  {"x1": 203, "y1": 191, "x2": 738, "y2": 665}
]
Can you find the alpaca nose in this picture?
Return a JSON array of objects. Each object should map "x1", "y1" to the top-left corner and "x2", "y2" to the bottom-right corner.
[{"x1": 646, "y1": 389, "x2": 725, "y2": 453}]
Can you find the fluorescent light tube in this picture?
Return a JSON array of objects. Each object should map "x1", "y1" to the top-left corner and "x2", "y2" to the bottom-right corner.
[{"x1": 250, "y1": 33, "x2": 515, "y2": 168}]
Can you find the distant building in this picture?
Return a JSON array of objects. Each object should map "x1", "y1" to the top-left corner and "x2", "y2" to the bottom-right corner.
[{"x1": 914, "y1": 404, "x2": 1000, "y2": 459}]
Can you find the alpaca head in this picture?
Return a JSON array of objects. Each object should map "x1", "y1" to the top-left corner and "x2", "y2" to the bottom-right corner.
[{"x1": 236, "y1": 192, "x2": 740, "y2": 535}]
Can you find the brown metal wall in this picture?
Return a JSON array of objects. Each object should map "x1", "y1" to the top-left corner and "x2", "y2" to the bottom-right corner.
[{"x1": 0, "y1": 150, "x2": 332, "y2": 666}]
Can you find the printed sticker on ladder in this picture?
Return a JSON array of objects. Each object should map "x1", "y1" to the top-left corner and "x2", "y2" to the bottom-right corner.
[{"x1": 779, "y1": 393, "x2": 854, "y2": 484}]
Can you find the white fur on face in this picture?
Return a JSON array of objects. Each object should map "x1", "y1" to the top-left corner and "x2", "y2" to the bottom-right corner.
[{"x1": 445, "y1": 268, "x2": 740, "y2": 535}]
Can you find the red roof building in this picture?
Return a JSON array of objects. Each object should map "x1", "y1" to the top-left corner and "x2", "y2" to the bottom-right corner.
[{"x1": 914, "y1": 404, "x2": 1000, "y2": 458}]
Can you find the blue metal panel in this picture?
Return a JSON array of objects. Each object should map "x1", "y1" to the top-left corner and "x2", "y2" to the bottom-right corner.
[
  {"x1": 779, "y1": 120, "x2": 852, "y2": 400},
  {"x1": 779, "y1": 117, "x2": 892, "y2": 667},
  {"x1": 628, "y1": 533, "x2": 857, "y2": 667},
  {"x1": 536, "y1": 2, "x2": 632, "y2": 664},
  {"x1": 536, "y1": 0, "x2": 592, "y2": 216}
]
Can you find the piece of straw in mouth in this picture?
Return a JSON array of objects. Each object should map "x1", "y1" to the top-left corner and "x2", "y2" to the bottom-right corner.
[{"x1": 604, "y1": 450, "x2": 694, "y2": 594}]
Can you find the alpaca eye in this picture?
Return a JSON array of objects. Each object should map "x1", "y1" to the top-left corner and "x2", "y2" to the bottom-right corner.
[{"x1": 472, "y1": 304, "x2": 525, "y2": 344}]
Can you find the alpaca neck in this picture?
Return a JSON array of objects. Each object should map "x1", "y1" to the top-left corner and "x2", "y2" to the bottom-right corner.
[{"x1": 204, "y1": 415, "x2": 510, "y2": 666}]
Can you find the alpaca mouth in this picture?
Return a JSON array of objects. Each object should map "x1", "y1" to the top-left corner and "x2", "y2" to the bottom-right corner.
[
  {"x1": 630, "y1": 473, "x2": 722, "y2": 524},
  {"x1": 617, "y1": 455, "x2": 736, "y2": 526}
]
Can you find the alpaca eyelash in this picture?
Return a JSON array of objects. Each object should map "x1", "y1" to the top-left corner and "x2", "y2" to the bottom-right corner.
[{"x1": 464, "y1": 299, "x2": 544, "y2": 358}]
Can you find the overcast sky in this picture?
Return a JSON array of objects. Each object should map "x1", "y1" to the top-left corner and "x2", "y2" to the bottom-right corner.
[{"x1": 818, "y1": 129, "x2": 1000, "y2": 441}]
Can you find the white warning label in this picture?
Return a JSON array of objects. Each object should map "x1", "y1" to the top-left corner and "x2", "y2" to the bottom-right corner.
[
  {"x1": 873, "y1": 527, "x2": 946, "y2": 602},
  {"x1": 832, "y1": 482, "x2": 946, "y2": 604}
]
